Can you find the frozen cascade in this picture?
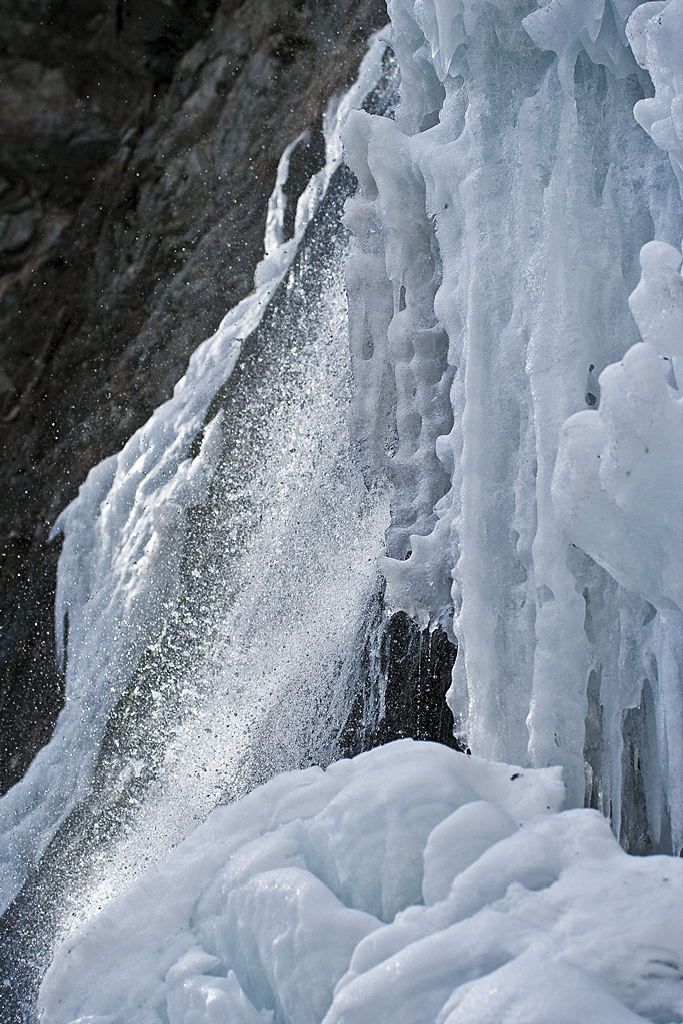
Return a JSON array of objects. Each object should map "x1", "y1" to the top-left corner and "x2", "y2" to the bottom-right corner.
[
  {"x1": 1, "y1": 1, "x2": 683, "y2": 1022},
  {"x1": 344, "y1": 0, "x2": 683, "y2": 845}
]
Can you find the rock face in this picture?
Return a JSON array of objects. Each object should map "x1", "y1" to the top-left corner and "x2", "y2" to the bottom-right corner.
[{"x1": 0, "y1": 0, "x2": 387, "y2": 794}]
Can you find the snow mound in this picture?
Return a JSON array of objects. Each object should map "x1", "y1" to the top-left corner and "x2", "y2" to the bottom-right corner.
[{"x1": 39, "y1": 740, "x2": 682, "y2": 1024}]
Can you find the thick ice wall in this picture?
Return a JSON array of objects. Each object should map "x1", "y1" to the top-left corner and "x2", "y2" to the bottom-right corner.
[
  {"x1": 552, "y1": 243, "x2": 683, "y2": 848},
  {"x1": 344, "y1": 0, "x2": 682, "y2": 842},
  {"x1": 345, "y1": 112, "x2": 454, "y2": 564}
]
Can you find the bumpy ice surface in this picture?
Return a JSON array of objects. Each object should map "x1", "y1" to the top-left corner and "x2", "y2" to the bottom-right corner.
[{"x1": 39, "y1": 741, "x2": 683, "y2": 1024}]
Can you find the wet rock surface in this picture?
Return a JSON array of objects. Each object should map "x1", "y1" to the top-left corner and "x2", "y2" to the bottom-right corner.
[
  {"x1": 341, "y1": 607, "x2": 461, "y2": 758},
  {"x1": 0, "y1": 0, "x2": 387, "y2": 794}
]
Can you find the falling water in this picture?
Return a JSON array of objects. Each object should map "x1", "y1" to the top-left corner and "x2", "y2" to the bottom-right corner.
[
  {"x1": 1, "y1": 3, "x2": 682, "y2": 1021},
  {"x1": 0, "y1": 40, "x2": 399, "y2": 1015}
]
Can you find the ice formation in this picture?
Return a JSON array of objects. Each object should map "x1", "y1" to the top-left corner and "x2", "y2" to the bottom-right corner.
[
  {"x1": 38, "y1": 740, "x2": 683, "y2": 1024},
  {"x1": 627, "y1": 0, "x2": 683, "y2": 190},
  {"x1": 344, "y1": 0, "x2": 682, "y2": 846},
  {"x1": 0, "y1": 38, "x2": 391, "y2": 916},
  {"x1": 3, "y1": 0, "x2": 683, "y2": 1018}
]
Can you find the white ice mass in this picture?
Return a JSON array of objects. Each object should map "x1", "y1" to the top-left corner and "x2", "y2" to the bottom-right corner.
[
  {"x1": 38, "y1": 742, "x2": 683, "y2": 1024},
  {"x1": 2, "y1": 0, "x2": 683, "y2": 1021}
]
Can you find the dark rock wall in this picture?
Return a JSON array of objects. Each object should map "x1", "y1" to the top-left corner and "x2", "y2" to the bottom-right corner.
[
  {"x1": 0, "y1": 0, "x2": 387, "y2": 794},
  {"x1": 340, "y1": 608, "x2": 461, "y2": 758}
]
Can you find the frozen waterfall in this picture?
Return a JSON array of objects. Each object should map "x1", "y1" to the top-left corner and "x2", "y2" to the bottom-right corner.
[
  {"x1": 344, "y1": 0, "x2": 682, "y2": 845},
  {"x1": 0, "y1": 38, "x2": 393, "y2": 921},
  {"x1": 1, "y1": 1, "x2": 682, "y2": 1022}
]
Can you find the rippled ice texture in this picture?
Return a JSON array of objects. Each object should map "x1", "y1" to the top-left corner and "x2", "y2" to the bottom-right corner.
[
  {"x1": 39, "y1": 740, "x2": 683, "y2": 1024},
  {"x1": 344, "y1": 0, "x2": 682, "y2": 847}
]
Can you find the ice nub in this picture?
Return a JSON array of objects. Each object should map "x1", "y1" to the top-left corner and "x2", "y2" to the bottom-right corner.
[
  {"x1": 627, "y1": 0, "x2": 683, "y2": 190},
  {"x1": 421, "y1": 800, "x2": 518, "y2": 906},
  {"x1": 554, "y1": 238, "x2": 683, "y2": 614},
  {"x1": 628, "y1": 240, "x2": 683, "y2": 358}
]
